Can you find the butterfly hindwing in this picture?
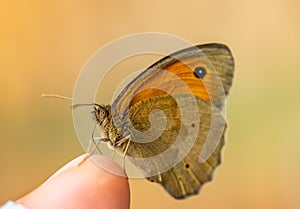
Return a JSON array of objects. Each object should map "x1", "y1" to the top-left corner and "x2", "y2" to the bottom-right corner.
[{"x1": 125, "y1": 94, "x2": 226, "y2": 199}]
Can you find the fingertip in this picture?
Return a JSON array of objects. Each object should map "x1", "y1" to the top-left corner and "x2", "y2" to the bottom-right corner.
[{"x1": 18, "y1": 155, "x2": 130, "y2": 209}]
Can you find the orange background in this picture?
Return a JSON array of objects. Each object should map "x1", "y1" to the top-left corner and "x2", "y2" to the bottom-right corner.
[{"x1": 1, "y1": 1, "x2": 300, "y2": 208}]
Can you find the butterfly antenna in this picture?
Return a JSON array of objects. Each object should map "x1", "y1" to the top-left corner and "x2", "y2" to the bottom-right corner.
[
  {"x1": 42, "y1": 93, "x2": 104, "y2": 109},
  {"x1": 72, "y1": 103, "x2": 95, "y2": 109},
  {"x1": 41, "y1": 93, "x2": 76, "y2": 101}
]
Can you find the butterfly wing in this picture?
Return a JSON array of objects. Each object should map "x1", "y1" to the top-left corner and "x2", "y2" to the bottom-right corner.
[
  {"x1": 112, "y1": 43, "x2": 234, "y2": 117},
  {"x1": 125, "y1": 94, "x2": 226, "y2": 199},
  {"x1": 111, "y1": 43, "x2": 234, "y2": 199}
]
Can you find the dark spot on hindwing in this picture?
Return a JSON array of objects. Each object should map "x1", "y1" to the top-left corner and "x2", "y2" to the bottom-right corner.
[{"x1": 194, "y1": 66, "x2": 207, "y2": 79}]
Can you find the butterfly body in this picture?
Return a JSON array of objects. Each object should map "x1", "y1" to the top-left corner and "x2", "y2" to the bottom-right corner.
[{"x1": 93, "y1": 43, "x2": 234, "y2": 199}]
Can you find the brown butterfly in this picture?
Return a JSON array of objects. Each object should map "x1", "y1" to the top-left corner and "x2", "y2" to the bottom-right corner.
[{"x1": 93, "y1": 43, "x2": 234, "y2": 199}]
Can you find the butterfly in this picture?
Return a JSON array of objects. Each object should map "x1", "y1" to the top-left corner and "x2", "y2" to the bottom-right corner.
[{"x1": 92, "y1": 43, "x2": 234, "y2": 199}]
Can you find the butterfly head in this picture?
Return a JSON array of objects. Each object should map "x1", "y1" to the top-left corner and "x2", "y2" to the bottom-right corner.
[{"x1": 93, "y1": 104, "x2": 111, "y2": 126}]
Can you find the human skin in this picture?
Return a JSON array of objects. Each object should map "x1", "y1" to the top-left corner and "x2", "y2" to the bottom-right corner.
[{"x1": 17, "y1": 154, "x2": 130, "y2": 209}]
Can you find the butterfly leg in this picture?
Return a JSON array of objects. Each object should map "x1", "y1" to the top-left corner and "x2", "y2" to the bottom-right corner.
[
  {"x1": 123, "y1": 136, "x2": 131, "y2": 177},
  {"x1": 114, "y1": 135, "x2": 131, "y2": 177},
  {"x1": 122, "y1": 137, "x2": 131, "y2": 157},
  {"x1": 79, "y1": 125, "x2": 102, "y2": 166},
  {"x1": 90, "y1": 122, "x2": 109, "y2": 155},
  {"x1": 111, "y1": 149, "x2": 116, "y2": 160},
  {"x1": 79, "y1": 137, "x2": 107, "y2": 166}
]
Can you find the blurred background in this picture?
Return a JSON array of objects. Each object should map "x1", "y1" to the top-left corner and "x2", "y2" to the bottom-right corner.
[{"x1": 0, "y1": 0, "x2": 300, "y2": 208}]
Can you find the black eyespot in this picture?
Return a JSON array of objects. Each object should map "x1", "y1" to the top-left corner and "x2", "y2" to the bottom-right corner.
[
  {"x1": 191, "y1": 123, "x2": 195, "y2": 127},
  {"x1": 185, "y1": 163, "x2": 190, "y2": 169},
  {"x1": 194, "y1": 66, "x2": 207, "y2": 79}
]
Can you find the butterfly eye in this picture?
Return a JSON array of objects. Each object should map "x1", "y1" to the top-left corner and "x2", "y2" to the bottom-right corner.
[
  {"x1": 93, "y1": 105, "x2": 108, "y2": 122},
  {"x1": 98, "y1": 108, "x2": 107, "y2": 119},
  {"x1": 194, "y1": 66, "x2": 207, "y2": 79}
]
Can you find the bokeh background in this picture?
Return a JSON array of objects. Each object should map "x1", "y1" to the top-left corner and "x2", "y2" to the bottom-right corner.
[{"x1": 1, "y1": 1, "x2": 300, "y2": 208}]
